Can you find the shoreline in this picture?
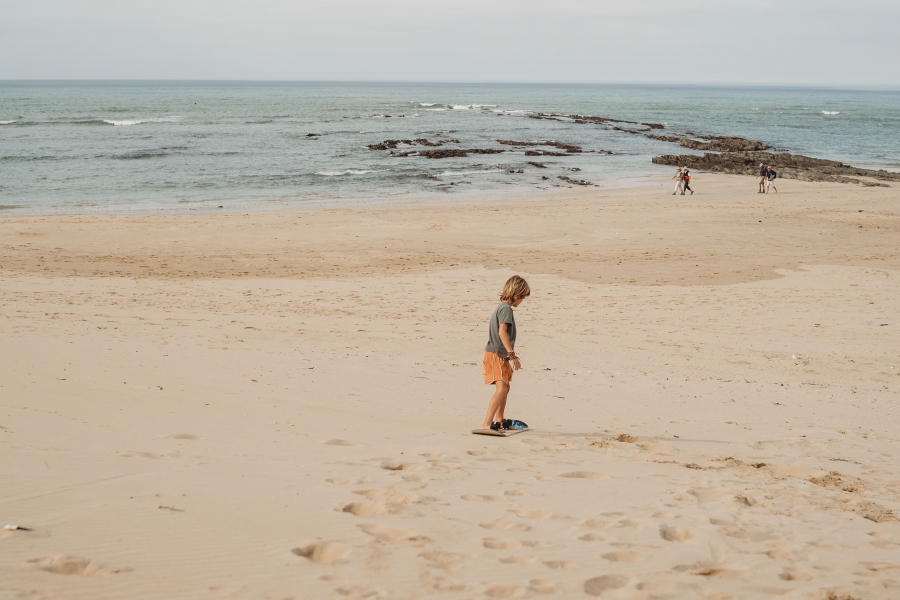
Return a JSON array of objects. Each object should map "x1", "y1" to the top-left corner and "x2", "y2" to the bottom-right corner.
[
  {"x1": 0, "y1": 173, "x2": 667, "y2": 218},
  {"x1": 2, "y1": 174, "x2": 898, "y2": 286}
]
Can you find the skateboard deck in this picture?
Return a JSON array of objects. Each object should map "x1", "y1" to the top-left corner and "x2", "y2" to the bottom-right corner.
[{"x1": 472, "y1": 428, "x2": 527, "y2": 437}]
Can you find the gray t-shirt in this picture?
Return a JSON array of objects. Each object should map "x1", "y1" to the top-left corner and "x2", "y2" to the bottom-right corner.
[{"x1": 485, "y1": 302, "x2": 516, "y2": 358}]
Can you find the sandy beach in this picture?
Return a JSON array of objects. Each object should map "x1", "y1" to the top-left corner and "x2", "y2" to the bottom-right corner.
[{"x1": 2, "y1": 174, "x2": 899, "y2": 599}]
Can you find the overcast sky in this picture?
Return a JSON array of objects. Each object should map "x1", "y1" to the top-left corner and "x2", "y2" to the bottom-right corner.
[{"x1": 3, "y1": 0, "x2": 899, "y2": 86}]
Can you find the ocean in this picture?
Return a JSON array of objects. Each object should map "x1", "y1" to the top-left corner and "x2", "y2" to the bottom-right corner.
[{"x1": 1, "y1": 82, "x2": 898, "y2": 214}]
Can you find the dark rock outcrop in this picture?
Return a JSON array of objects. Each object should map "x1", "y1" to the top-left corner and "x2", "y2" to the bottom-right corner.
[
  {"x1": 526, "y1": 161, "x2": 547, "y2": 168},
  {"x1": 647, "y1": 134, "x2": 682, "y2": 143},
  {"x1": 558, "y1": 175, "x2": 593, "y2": 186},
  {"x1": 367, "y1": 138, "x2": 459, "y2": 151},
  {"x1": 652, "y1": 152, "x2": 897, "y2": 186},
  {"x1": 497, "y1": 140, "x2": 583, "y2": 153},
  {"x1": 524, "y1": 150, "x2": 570, "y2": 157},
  {"x1": 419, "y1": 148, "x2": 504, "y2": 159},
  {"x1": 678, "y1": 136, "x2": 771, "y2": 152}
]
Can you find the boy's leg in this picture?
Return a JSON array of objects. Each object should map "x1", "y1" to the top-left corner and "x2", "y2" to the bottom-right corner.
[
  {"x1": 481, "y1": 381, "x2": 510, "y2": 429},
  {"x1": 493, "y1": 383, "x2": 509, "y2": 424}
]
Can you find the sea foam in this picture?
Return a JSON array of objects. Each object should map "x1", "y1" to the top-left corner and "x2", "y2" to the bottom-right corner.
[
  {"x1": 315, "y1": 169, "x2": 377, "y2": 176},
  {"x1": 821, "y1": 111, "x2": 840, "y2": 115},
  {"x1": 102, "y1": 116, "x2": 182, "y2": 126},
  {"x1": 452, "y1": 104, "x2": 497, "y2": 110},
  {"x1": 435, "y1": 169, "x2": 503, "y2": 177},
  {"x1": 0, "y1": 120, "x2": 15, "y2": 125}
]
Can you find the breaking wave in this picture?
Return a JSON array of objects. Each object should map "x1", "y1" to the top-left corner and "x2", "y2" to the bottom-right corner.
[
  {"x1": 102, "y1": 116, "x2": 183, "y2": 126},
  {"x1": 315, "y1": 169, "x2": 378, "y2": 176},
  {"x1": 821, "y1": 111, "x2": 840, "y2": 116},
  {"x1": 434, "y1": 169, "x2": 503, "y2": 177}
]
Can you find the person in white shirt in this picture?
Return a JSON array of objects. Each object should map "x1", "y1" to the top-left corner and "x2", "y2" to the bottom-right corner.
[{"x1": 672, "y1": 168, "x2": 683, "y2": 195}]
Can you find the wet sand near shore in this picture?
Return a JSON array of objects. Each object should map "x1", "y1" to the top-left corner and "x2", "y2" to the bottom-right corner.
[{"x1": 1, "y1": 175, "x2": 899, "y2": 599}]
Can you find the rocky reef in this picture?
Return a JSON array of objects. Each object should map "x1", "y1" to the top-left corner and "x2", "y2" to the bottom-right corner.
[
  {"x1": 418, "y1": 148, "x2": 504, "y2": 159},
  {"x1": 558, "y1": 175, "x2": 593, "y2": 186},
  {"x1": 497, "y1": 140, "x2": 583, "y2": 153},
  {"x1": 529, "y1": 113, "x2": 666, "y2": 130},
  {"x1": 367, "y1": 138, "x2": 459, "y2": 151},
  {"x1": 678, "y1": 136, "x2": 771, "y2": 152},
  {"x1": 652, "y1": 152, "x2": 898, "y2": 186}
]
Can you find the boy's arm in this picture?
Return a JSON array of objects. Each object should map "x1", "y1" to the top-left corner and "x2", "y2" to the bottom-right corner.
[
  {"x1": 498, "y1": 323, "x2": 514, "y2": 355},
  {"x1": 499, "y1": 323, "x2": 521, "y2": 370}
]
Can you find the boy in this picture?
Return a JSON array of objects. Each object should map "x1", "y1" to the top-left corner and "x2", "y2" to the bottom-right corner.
[{"x1": 480, "y1": 275, "x2": 531, "y2": 432}]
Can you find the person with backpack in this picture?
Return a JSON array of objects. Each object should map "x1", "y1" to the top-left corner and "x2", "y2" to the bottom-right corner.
[
  {"x1": 758, "y1": 163, "x2": 768, "y2": 193},
  {"x1": 766, "y1": 167, "x2": 778, "y2": 194},
  {"x1": 682, "y1": 168, "x2": 693, "y2": 195}
]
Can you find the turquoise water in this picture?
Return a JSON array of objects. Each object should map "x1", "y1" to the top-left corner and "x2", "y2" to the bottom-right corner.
[{"x1": 2, "y1": 82, "x2": 898, "y2": 213}]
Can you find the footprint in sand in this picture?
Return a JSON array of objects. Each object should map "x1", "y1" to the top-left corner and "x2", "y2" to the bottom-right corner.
[
  {"x1": 680, "y1": 561, "x2": 750, "y2": 579},
  {"x1": 779, "y1": 567, "x2": 815, "y2": 581},
  {"x1": 558, "y1": 471, "x2": 610, "y2": 480},
  {"x1": 326, "y1": 478, "x2": 353, "y2": 485},
  {"x1": 467, "y1": 450, "x2": 488, "y2": 456},
  {"x1": 402, "y1": 474, "x2": 429, "y2": 482},
  {"x1": 500, "y1": 555, "x2": 534, "y2": 564},
  {"x1": 480, "y1": 519, "x2": 532, "y2": 532},
  {"x1": 529, "y1": 579, "x2": 558, "y2": 595},
  {"x1": 335, "y1": 584, "x2": 382, "y2": 598},
  {"x1": 584, "y1": 574, "x2": 631, "y2": 595},
  {"x1": 582, "y1": 519, "x2": 606, "y2": 529},
  {"x1": 614, "y1": 517, "x2": 652, "y2": 529},
  {"x1": 380, "y1": 461, "x2": 419, "y2": 471},
  {"x1": 29, "y1": 555, "x2": 128, "y2": 576},
  {"x1": 462, "y1": 494, "x2": 505, "y2": 502},
  {"x1": 505, "y1": 490, "x2": 529, "y2": 497},
  {"x1": 659, "y1": 524, "x2": 695, "y2": 542},
  {"x1": 354, "y1": 489, "x2": 420, "y2": 505},
  {"x1": 637, "y1": 581, "x2": 688, "y2": 593},
  {"x1": 483, "y1": 538, "x2": 521, "y2": 550},
  {"x1": 579, "y1": 533, "x2": 610, "y2": 542},
  {"x1": 166, "y1": 433, "x2": 198, "y2": 440},
  {"x1": 868, "y1": 532, "x2": 900, "y2": 549},
  {"x1": 291, "y1": 541, "x2": 352, "y2": 563},
  {"x1": 432, "y1": 578, "x2": 467, "y2": 592},
  {"x1": 419, "y1": 551, "x2": 462, "y2": 568},
  {"x1": 510, "y1": 509, "x2": 554, "y2": 520},
  {"x1": 342, "y1": 501, "x2": 390, "y2": 517},
  {"x1": 485, "y1": 584, "x2": 525, "y2": 598},
  {"x1": 324, "y1": 439, "x2": 354, "y2": 446},
  {"x1": 358, "y1": 523, "x2": 416, "y2": 543},
  {"x1": 602, "y1": 551, "x2": 642, "y2": 563},
  {"x1": 543, "y1": 560, "x2": 580, "y2": 570}
]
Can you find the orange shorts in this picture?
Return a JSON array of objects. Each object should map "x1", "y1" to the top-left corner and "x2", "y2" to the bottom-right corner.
[{"x1": 482, "y1": 351, "x2": 513, "y2": 384}]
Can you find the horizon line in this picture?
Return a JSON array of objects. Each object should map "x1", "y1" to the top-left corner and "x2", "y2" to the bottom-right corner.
[{"x1": 1, "y1": 79, "x2": 899, "y2": 91}]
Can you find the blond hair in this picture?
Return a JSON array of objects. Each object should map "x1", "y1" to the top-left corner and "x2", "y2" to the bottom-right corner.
[{"x1": 500, "y1": 275, "x2": 531, "y2": 303}]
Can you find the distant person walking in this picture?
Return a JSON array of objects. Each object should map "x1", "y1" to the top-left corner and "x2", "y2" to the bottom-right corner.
[
  {"x1": 682, "y1": 168, "x2": 693, "y2": 195},
  {"x1": 672, "y1": 167, "x2": 684, "y2": 195},
  {"x1": 766, "y1": 167, "x2": 778, "y2": 194},
  {"x1": 758, "y1": 163, "x2": 768, "y2": 193}
]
